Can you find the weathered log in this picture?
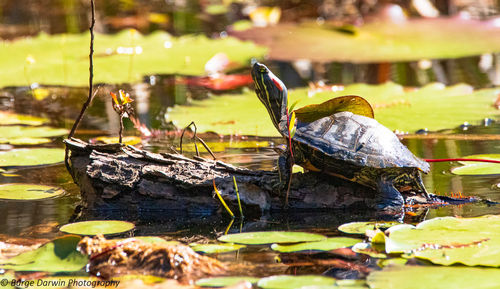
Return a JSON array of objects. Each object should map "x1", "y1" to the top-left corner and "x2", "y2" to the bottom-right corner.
[{"x1": 65, "y1": 138, "x2": 476, "y2": 216}]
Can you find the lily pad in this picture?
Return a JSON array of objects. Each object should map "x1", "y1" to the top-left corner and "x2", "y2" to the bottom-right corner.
[
  {"x1": 0, "y1": 148, "x2": 65, "y2": 168},
  {"x1": 384, "y1": 215, "x2": 500, "y2": 266},
  {"x1": 190, "y1": 243, "x2": 246, "y2": 254},
  {"x1": 217, "y1": 231, "x2": 326, "y2": 245},
  {"x1": 0, "y1": 126, "x2": 67, "y2": 145},
  {"x1": 257, "y1": 275, "x2": 335, "y2": 289},
  {"x1": 167, "y1": 82, "x2": 499, "y2": 136},
  {"x1": 367, "y1": 265, "x2": 500, "y2": 289},
  {"x1": 92, "y1": 136, "x2": 142, "y2": 146},
  {"x1": 180, "y1": 140, "x2": 270, "y2": 153},
  {"x1": 271, "y1": 237, "x2": 361, "y2": 253},
  {"x1": 0, "y1": 30, "x2": 266, "y2": 88},
  {"x1": 196, "y1": 276, "x2": 259, "y2": 287},
  {"x1": 231, "y1": 17, "x2": 500, "y2": 63},
  {"x1": 59, "y1": 220, "x2": 135, "y2": 236},
  {"x1": 0, "y1": 235, "x2": 87, "y2": 272},
  {"x1": 0, "y1": 183, "x2": 64, "y2": 200},
  {"x1": 451, "y1": 154, "x2": 500, "y2": 175},
  {"x1": 294, "y1": 95, "x2": 374, "y2": 123},
  {"x1": 0, "y1": 112, "x2": 47, "y2": 126},
  {"x1": 338, "y1": 221, "x2": 401, "y2": 235}
]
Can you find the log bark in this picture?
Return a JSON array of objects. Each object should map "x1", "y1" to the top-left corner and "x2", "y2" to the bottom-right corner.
[{"x1": 65, "y1": 138, "x2": 477, "y2": 216}]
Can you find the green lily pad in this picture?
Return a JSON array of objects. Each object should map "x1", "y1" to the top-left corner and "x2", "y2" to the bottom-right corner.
[
  {"x1": 384, "y1": 215, "x2": 500, "y2": 266},
  {"x1": 190, "y1": 243, "x2": 246, "y2": 254},
  {"x1": 338, "y1": 221, "x2": 401, "y2": 235},
  {"x1": 59, "y1": 220, "x2": 135, "y2": 236},
  {"x1": 0, "y1": 137, "x2": 52, "y2": 145},
  {"x1": 257, "y1": 275, "x2": 335, "y2": 289},
  {"x1": 217, "y1": 231, "x2": 326, "y2": 245},
  {"x1": 0, "y1": 235, "x2": 87, "y2": 272},
  {"x1": 0, "y1": 183, "x2": 64, "y2": 200},
  {"x1": 351, "y1": 242, "x2": 387, "y2": 259},
  {"x1": 294, "y1": 95, "x2": 374, "y2": 123},
  {"x1": 0, "y1": 30, "x2": 266, "y2": 88},
  {"x1": 180, "y1": 140, "x2": 270, "y2": 153},
  {"x1": 0, "y1": 148, "x2": 65, "y2": 168},
  {"x1": 271, "y1": 237, "x2": 361, "y2": 253},
  {"x1": 167, "y1": 82, "x2": 499, "y2": 136},
  {"x1": 451, "y1": 154, "x2": 500, "y2": 175},
  {"x1": 0, "y1": 111, "x2": 47, "y2": 126},
  {"x1": 231, "y1": 17, "x2": 500, "y2": 63},
  {"x1": 0, "y1": 125, "x2": 68, "y2": 145},
  {"x1": 196, "y1": 276, "x2": 259, "y2": 287},
  {"x1": 367, "y1": 265, "x2": 500, "y2": 289},
  {"x1": 92, "y1": 136, "x2": 142, "y2": 146}
]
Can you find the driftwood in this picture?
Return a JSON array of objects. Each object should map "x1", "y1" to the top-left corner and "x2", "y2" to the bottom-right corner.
[{"x1": 65, "y1": 138, "x2": 477, "y2": 216}]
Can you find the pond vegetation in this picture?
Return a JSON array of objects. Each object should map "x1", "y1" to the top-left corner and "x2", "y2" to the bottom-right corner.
[{"x1": 1, "y1": 0, "x2": 500, "y2": 288}]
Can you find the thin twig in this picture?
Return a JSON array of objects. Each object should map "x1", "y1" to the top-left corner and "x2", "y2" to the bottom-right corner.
[
  {"x1": 195, "y1": 136, "x2": 216, "y2": 160},
  {"x1": 213, "y1": 179, "x2": 234, "y2": 218},
  {"x1": 64, "y1": 0, "x2": 95, "y2": 178},
  {"x1": 119, "y1": 115, "x2": 124, "y2": 144}
]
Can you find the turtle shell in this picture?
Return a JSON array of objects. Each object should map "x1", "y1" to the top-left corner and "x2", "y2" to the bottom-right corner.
[{"x1": 292, "y1": 111, "x2": 429, "y2": 173}]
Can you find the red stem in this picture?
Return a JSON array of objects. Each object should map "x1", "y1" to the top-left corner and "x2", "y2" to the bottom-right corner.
[{"x1": 424, "y1": 158, "x2": 500, "y2": 164}]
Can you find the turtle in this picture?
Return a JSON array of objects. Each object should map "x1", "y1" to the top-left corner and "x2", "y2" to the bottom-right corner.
[{"x1": 251, "y1": 62, "x2": 430, "y2": 209}]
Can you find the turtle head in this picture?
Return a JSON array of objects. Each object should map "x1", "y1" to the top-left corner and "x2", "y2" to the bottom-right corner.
[{"x1": 251, "y1": 62, "x2": 288, "y2": 135}]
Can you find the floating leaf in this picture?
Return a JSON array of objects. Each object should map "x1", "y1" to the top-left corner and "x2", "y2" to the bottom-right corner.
[
  {"x1": 367, "y1": 265, "x2": 500, "y2": 289},
  {"x1": 271, "y1": 237, "x2": 360, "y2": 253},
  {"x1": 179, "y1": 140, "x2": 269, "y2": 153},
  {"x1": 257, "y1": 275, "x2": 335, "y2": 289},
  {"x1": 0, "y1": 112, "x2": 47, "y2": 126},
  {"x1": 59, "y1": 220, "x2": 135, "y2": 236},
  {"x1": 338, "y1": 221, "x2": 400, "y2": 235},
  {"x1": 0, "y1": 31, "x2": 266, "y2": 87},
  {"x1": 385, "y1": 215, "x2": 500, "y2": 266},
  {"x1": 218, "y1": 231, "x2": 326, "y2": 245},
  {"x1": 0, "y1": 148, "x2": 65, "y2": 168},
  {"x1": 0, "y1": 137, "x2": 52, "y2": 145},
  {"x1": 352, "y1": 242, "x2": 387, "y2": 259},
  {"x1": 451, "y1": 154, "x2": 500, "y2": 175},
  {"x1": 196, "y1": 276, "x2": 259, "y2": 287},
  {"x1": 190, "y1": 243, "x2": 246, "y2": 254},
  {"x1": 92, "y1": 136, "x2": 142, "y2": 146},
  {"x1": 0, "y1": 184, "x2": 64, "y2": 200},
  {"x1": 231, "y1": 18, "x2": 500, "y2": 63},
  {"x1": 0, "y1": 235, "x2": 87, "y2": 272},
  {"x1": 167, "y1": 83, "x2": 499, "y2": 136},
  {"x1": 294, "y1": 95, "x2": 374, "y2": 123},
  {"x1": 0, "y1": 126, "x2": 67, "y2": 145}
]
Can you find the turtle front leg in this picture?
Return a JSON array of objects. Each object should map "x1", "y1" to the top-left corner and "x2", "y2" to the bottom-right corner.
[
  {"x1": 277, "y1": 152, "x2": 292, "y2": 191},
  {"x1": 375, "y1": 175, "x2": 404, "y2": 210}
]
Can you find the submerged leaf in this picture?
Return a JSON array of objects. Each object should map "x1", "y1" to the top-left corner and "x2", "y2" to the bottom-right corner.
[
  {"x1": 0, "y1": 235, "x2": 87, "y2": 272},
  {"x1": 59, "y1": 220, "x2": 135, "y2": 236},
  {"x1": 218, "y1": 231, "x2": 326, "y2": 245},
  {"x1": 294, "y1": 95, "x2": 374, "y2": 123},
  {"x1": 0, "y1": 183, "x2": 64, "y2": 200}
]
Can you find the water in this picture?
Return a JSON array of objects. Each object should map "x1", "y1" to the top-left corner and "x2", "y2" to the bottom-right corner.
[{"x1": 0, "y1": 81, "x2": 499, "y2": 238}]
